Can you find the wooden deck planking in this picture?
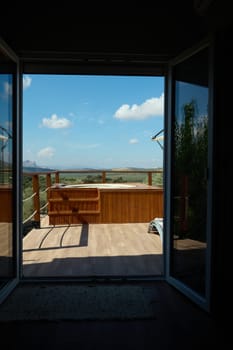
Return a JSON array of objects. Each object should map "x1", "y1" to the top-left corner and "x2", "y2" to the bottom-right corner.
[
  {"x1": 0, "y1": 223, "x2": 12, "y2": 258},
  {"x1": 0, "y1": 223, "x2": 13, "y2": 276},
  {"x1": 23, "y1": 219, "x2": 163, "y2": 277}
]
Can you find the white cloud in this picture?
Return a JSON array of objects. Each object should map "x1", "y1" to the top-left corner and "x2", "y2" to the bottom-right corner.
[
  {"x1": 41, "y1": 114, "x2": 72, "y2": 129},
  {"x1": 37, "y1": 147, "x2": 55, "y2": 159},
  {"x1": 129, "y1": 138, "x2": 139, "y2": 144},
  {"x1": 4, "y1": 82, "x2": 12, "y2": 96},
  {"x1": 114, "y1": 93, "x2": 164, "y2": 120},
  {"x1": 23, "y1": 75, "x2": 32, "y2": 90}
]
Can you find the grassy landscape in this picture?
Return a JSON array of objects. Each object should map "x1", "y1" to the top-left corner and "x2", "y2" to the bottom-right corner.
[{"x1": 58, "y1": 171, "x2": 163, "y2": 186}]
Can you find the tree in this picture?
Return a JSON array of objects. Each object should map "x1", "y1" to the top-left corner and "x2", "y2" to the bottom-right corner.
[{"x1": 173, "y1": 100, "x2": 208, "y2": 241}]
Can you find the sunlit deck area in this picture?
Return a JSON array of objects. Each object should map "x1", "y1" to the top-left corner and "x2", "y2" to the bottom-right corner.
[{"x1": 23, "y1": 216, "x2": 163, "y2": 278}]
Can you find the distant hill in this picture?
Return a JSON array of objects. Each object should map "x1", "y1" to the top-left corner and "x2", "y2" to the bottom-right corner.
[
  {"x1": 111, "y1": 167, "x2": 162, "y2": 171},
  {"x1": 23, "y1": 160, "x2": 37, "y2": 168},
  {"x1": 22, "y1": 162, "x2": 162, "y2": 173},
  {"x1": 23, "y1": 160, "x2": 56, "y2": 173},
  {"x1": 23, "y1": 166, "x2": 57, "y2": 173}
]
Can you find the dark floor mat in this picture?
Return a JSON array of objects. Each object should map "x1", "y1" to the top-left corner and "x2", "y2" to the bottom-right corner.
[{"x1": 0, "y1": 283, "x2": 157, "y2": 321}]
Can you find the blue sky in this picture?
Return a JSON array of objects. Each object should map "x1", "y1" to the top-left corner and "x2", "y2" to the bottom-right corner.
[{"x1": 22, "y1": 74, "x2": 164, "y2": 169}]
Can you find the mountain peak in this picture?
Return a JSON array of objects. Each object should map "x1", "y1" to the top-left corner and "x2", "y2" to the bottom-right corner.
[{"x1": 23, "y1": 160, "x2": 37, "y2": 167}]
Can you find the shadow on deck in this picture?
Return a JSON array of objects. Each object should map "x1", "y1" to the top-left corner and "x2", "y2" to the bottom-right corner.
[{"x1": 22, "y1": 217, "x2": 163, "y2": 279}]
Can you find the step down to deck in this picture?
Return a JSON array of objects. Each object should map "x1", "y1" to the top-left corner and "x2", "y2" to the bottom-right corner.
[
  {"x1": 48, "y1": 210, "x2": 100, "y2": 215},
  {"x1": 48, "y1": 187, "x2": 101, "y2": 224}
]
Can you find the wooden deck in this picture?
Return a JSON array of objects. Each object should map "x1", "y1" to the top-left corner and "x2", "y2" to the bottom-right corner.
[
  {"x1": 23, "y1": 216, "x2": 163, "y2": 278},
  {"x1": 0, "y1": 223, "x2": 13, "y2": 277}
]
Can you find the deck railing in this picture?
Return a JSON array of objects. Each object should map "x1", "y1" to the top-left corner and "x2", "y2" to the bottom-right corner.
[{"x1": 22, "y1": 169, "x2": 163, "y2": 230}]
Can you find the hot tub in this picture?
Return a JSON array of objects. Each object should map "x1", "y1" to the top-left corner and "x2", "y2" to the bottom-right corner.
[
  {"x1": 48, "y1": 183, "x2": 163, "y2": 225},
  {"x1": 64, "y1": 183, "x2": 136, "y2": 189}
]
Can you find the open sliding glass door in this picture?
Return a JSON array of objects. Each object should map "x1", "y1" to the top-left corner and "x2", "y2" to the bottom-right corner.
[
  {"x1": 0, "y1": 38, "x2": 21, "y2": 302},
  {"x1": 165, "y1": 39, "x2": 213, "y2": 311}
]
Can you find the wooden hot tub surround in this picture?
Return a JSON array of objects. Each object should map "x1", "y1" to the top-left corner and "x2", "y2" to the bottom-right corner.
[{"x1": 48, "y1": 184, "x2": 163, "y2": 225}]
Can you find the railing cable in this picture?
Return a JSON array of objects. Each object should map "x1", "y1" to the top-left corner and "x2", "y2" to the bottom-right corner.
[
  {"x1": 23, "y1": 191, "x2": 36, "y2": 202},
  {"x1": 23, "y1": 210, "x2": 37, "y2": 224}
]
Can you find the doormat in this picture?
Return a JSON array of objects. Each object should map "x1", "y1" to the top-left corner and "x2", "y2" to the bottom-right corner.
[{"x1": 0, "y1": 283, "x2": 157, "y2": 321}]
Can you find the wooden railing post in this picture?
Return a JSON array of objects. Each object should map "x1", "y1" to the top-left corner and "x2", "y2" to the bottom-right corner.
[
  {"x1": 46, "y1": 173, "x2": 52, "y2": 208},
  {"x1": 55, "y1": 171, "x2": 60, "y2": 183},
  {"x1": 32, "y1": 174, "x2": 40, "y2": 227},
  {"x1": 102, "y1": 171, "x2": 106, "y2": 183},
  {"x1": 148, "y1": 172, "x2": 152, "y2": 186}
]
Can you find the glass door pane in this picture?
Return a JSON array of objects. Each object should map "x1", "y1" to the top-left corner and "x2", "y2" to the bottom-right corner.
[
  {"x1": 170, "y1": 46, "x2": 210, "y2": 299},
  {"x1": 0, "y1": 42, "x2": 17, "y2": 290}
]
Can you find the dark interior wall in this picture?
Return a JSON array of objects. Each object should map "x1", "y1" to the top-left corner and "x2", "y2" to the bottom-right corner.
[
  {"x1": 0, "y1": 2, "x2": 207, "y2": 58},
  {"x1": 212, "y1": 23, "x2": 233, "y2": 317},
  {"x1": 1, "y1": 1, "x2": 232, "y2": 58}
]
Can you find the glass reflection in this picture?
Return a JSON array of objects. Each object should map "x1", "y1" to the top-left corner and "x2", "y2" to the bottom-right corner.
[
  {"x1": 171, "y1": 48, "x2": 208, "y2": 296},
  {"x1": 0, "y1": 51, "x2": 14, "y2": 286}
]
